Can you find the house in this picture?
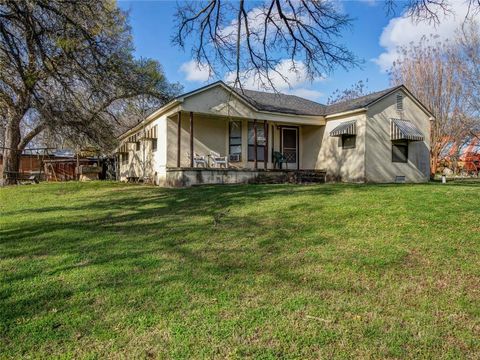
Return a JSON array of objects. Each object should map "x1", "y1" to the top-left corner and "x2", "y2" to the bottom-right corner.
[{"x1": 116, "y1": 81, "x2": 432, "y2": 186}]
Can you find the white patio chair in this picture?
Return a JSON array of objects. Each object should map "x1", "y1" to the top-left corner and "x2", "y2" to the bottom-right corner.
[
  {"x1": 209, "y1": 151, "x2": 228, "y2": 168},
  {"x1": 187, "y1": 153, "x2": 208, "y2": 167}
]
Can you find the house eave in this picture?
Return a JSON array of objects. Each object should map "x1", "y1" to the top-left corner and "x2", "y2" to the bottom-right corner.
[
  {"x1": 118, "y1": 99, "x2": 182, "y2": 140},
  {"x1": 325, "y1": 108, "x2": 367, "y2": 120}
]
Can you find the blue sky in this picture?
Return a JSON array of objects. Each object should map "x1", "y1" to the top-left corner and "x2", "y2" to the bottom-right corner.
[{"x1": 118, "y1": 0, "x2": 467, "y2": 103}]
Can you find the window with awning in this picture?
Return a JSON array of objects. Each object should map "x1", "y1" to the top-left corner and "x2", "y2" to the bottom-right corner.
[
  {"x1": 390, "y1": 119, "x2": 424, "y2": 141},
  {"x1": 330, "y1": 120, "x2": 357, "y2": 137}
]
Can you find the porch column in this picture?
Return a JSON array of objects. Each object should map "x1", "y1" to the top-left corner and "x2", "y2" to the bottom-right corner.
[
  {"x1": 189, "y1": 111, "x2": 194, "y2": 168},
  {"x1": 253, "y1": 119, "x2": 257, "y2": 169},
  {"x1": 264, "y1": 120, "x2": 268, "y2": 170},
  {"x1": 177, "y1": 112, "x2": 181, "y2": 167}
]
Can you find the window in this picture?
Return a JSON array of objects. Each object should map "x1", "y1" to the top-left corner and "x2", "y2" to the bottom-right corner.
[
  {"x1": 122, "y1": 153, "x2": 129, "y2": 165},
  {"x1": 229, "y1": 121, "x2": 242, "y2": 161},
  {"x1": 392, "y1": 140, "x2": 408, "y2": 163},
  {"x1": 248, "y1": 122, "x2": 265, "y2": 161},
  {"x1": 396, "y1": 93, "x2": 403, "y2": 112},
  {"x1": 135, "y1": 141, "x2": 141, "y2": 151},
  {"x1": 152, "y1": 139, "x2": 157, "y2": 152},
  {"x1": 342, "y1": 135, "x2": 356, "y2": 149}
]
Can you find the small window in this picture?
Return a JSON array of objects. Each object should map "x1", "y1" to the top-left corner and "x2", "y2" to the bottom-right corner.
[
  {"x1": 342, "y1": 135, "x2": 356, "y2": 149},
  {"x1": 396, "y1": 93, "x2": 403, "y2": 112},
  {"x1": 136, "y1": 142, "x2": 141, "y2": 151},
  {"x1": 122, "y1": 153, "x2": 129, "y2": 165},
  {"x1": 152, "y1": 139, "x2": 157, "y2": 152},
  {"x1": 392, "y1": 140, "x2": 408, "y2": 163},
  {"x1": 229, "y1": 121, "x2": 242, "y2": 161},
  {"x1": 248, "y1": 122, "x2": 265, "y2": 161}
]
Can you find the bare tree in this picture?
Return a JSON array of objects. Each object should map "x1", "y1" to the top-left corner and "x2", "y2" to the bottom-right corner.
[
  {"x1": 385, "y1": 0, "x2": 480, "y2": 24},
  {"x1": 173, "y1": 0, "x2": 480, "y2": 94},
  {"x1": 173, "y1": 0, "x2": 358, "y2": 91},
  {"x1": 457, "y1": 21, "x2": 480, "y2": 140},
  {"x1": 327, "y1": 79, "x2": 369, "y2": 105},
  {"x1": 0, "y1": 1, "x2": 178, "y2": 185},
  {"x1": 389, "y1": 32, "x2": 479, "y2": 176}
]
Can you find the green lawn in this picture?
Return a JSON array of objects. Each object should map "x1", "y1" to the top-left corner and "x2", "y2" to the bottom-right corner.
[{"x1": 1, "y1": 181, "x2": 479, "y2": 359}]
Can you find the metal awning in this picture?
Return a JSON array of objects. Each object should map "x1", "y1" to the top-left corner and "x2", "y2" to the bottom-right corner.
[
  {"x1": 391, "y1": 119, "x2": 424, "y2": 141},
  {"x1": 117, "y1": 144, "x2": 129, "y2": 154},
  {"x1": 139, "y1": 125, "x2": 157, "y2": 140},
  {"x1": 330, "y1": 120, "x2": 357, "y2": 137},
  {"x1": 126, "y1": 133, "x2": 138, "y2": 143}
]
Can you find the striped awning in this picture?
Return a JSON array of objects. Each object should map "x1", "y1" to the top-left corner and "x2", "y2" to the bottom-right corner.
[
  {"x1": 391, "y1": 119, "x2": 424, "y2": 141},
  {"x1": 139, "y1": 125, "x2": 157, "y2": 140},
  {"x1": 126, "y1": 133, "x2": 138, "y2": 143},
  {"x1": 330, "y1": 120, "x2": 357, "y2": 137},
  {"x1": 117, "y1": 143, "x2": 129, "y2": 154}
]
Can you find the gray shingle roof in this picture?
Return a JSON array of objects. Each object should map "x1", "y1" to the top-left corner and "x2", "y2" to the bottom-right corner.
[
  {"x1": 323, "y1": 86, "x2": 402, "y2": 115},
  {"x1": 173, "y1": 81, "x2": 404, "y2": 117},
  {"x1": 234, "y1": 88, "x2": 327, "y2": 116},
  {"x1": 232, "y1": 84, "x2": 403, "y2": 116}
]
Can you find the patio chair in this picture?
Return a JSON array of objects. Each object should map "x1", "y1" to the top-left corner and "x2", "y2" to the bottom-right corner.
[
  {"x1": 188, "y1": 153, "x2": 208, "y2": 167},
  {"x1": 273, "y1": 151, "x2": 288, "y2": 169},
  {"x1": 209, "y1": 151, "x2": 228, "y2": 168}
]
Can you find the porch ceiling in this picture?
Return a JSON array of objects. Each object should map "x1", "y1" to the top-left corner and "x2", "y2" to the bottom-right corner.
[{"x1": 175, "y1": 109, "x2": 326, "y2": 126}]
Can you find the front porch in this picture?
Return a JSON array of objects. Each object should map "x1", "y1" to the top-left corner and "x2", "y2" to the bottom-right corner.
[
  {"x1": 167, "y1": 110, "x2": 325, "y2": 172},
  {"x1": 163, "y1": 167, "x2": 326, "y2": 187}
]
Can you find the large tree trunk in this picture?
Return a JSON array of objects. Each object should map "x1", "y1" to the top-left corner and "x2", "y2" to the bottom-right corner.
[{"x1": 1, "y1": 120, "x2": 22, "y2": 186}]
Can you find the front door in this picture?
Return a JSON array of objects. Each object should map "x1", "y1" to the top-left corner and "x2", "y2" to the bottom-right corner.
[{"x1": 281, "y1": 128, "x2": 298, "y2": 169}]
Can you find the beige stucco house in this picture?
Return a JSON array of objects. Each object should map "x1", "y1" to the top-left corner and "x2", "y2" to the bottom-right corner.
[{"x1": 116, "y1": 81, "x2": 433, "y2": 186}]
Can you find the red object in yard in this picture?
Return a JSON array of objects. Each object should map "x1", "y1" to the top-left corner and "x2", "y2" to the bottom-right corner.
[{"x1": 43, "y1": 159, "x2": 97, "y2": 181}]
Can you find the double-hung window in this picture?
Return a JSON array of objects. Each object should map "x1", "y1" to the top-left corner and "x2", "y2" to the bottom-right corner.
[
  {"x1": 229, "y1": 121, "x2": 242, "y2": 161},
  {"x1": 342, "y1": 135, "x2": 356, "y2": 149},
  {"x1": 392, "y1": 140, "x2": 408, "y2": 163},
  {"x1": 122, "y1": 153, "x2": 129, "y2": 165},
  {"x1": 248, "y1": 122, "x2": 265, "y2": 161}
]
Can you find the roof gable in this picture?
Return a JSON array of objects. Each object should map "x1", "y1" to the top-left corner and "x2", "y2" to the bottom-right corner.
[{"x1": 323, "y1": 86, "x2": 401, "y2": 115}]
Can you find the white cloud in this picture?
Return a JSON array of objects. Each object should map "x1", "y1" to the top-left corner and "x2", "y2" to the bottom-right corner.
[
  {"x1": 358, "y1": 0, "x2": 377, "y2": 6},
  {"x1": 224, "y1": 59, "x2": 325, "y2": 101},
  {"x1": 179, "y1": 60, "x2": 212, "y2": 82},
  {"x1": 374, "y1": 2, "x2": 471, "y2": 72}
]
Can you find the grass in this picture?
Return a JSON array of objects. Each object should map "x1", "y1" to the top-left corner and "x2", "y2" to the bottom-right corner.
[{"x1": 0, "y1": 181, "x2": 479, "y2": 359}]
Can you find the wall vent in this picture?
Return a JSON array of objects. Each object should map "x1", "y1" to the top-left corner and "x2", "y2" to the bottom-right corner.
[{"x1": 395, "y1": 176, "x2": 406, "y2": 183}]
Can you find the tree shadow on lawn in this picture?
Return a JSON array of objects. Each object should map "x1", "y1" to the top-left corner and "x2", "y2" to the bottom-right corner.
[
  {"x1": 0, "y1": 184, "x2": 383, "y2": 325},
  {"x1": 2, "y1": 181, "x2": 471, "y2": 351}
]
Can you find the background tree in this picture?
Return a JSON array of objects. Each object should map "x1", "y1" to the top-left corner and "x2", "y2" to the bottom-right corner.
[
  {"x1": 173, "y1": 0, "x2": 480, "y2": 93},
  {"x1": 389, "y1": 29, "x2": 480, "y2": 176},
  {"x1": 327, "y1": 79, "x2": 369, "y2": 105},
  {"x1": 0, "y1": 1, "x2": 179, "y2": 185},
  {"x1": 457, "y1": 21, "x2": 480, "y2": 140}
]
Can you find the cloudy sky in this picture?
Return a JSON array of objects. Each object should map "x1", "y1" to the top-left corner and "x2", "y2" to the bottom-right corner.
[{"x1": 119, "y1": 0, "x2": 469, "y2": 103}]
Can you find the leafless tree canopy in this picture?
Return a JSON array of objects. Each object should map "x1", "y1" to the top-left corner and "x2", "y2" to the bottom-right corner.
[
  {"x1": 174, "y1": 0, "x2": 480, "y2": 93},
  {"x1": 0, "y1": 0, "x2": 179, "y2": 185},
  {"x1": 390, "y1": 23, "x2": 480, "y2": 175},
  {"x1": 173, "y1": 0, "x2": 358, "y2": 91},
  {"x1": 385, "y1": 0, "x2": 480, "y2": 24},
  {"x1": 327, "y1": 79, "x2": 370, "y2": 105}
]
